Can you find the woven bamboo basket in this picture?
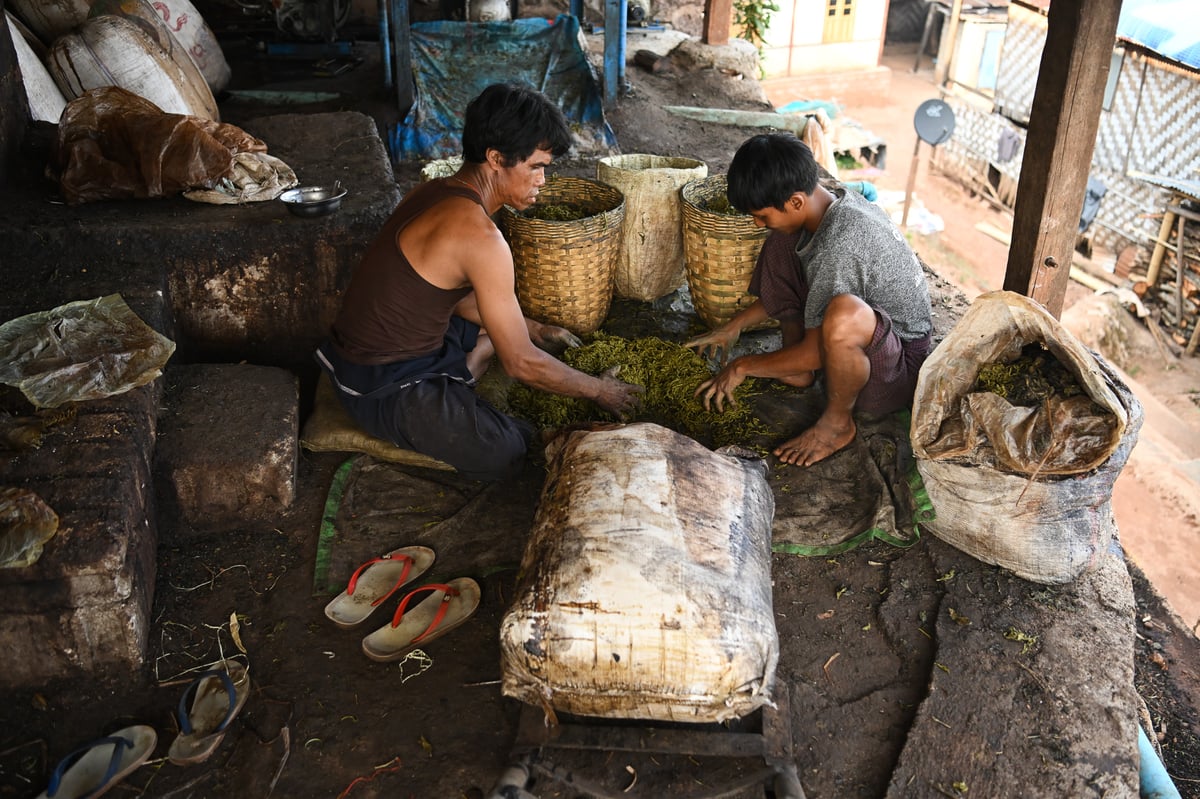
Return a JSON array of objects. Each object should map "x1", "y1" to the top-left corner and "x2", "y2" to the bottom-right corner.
[
  {"x1": 681, "y1": 175, "x2": 769, "y2": 329},
  {"x1": 499, "y1": 176, "x2": 625, "y2": 335}
]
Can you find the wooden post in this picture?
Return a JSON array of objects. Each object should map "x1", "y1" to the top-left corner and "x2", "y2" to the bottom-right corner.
[
  {"x1": 604, "y1": 0, "x2": 627, "y2": 105},
  {"x1": 934, "y1": 0, "x2": 963, "y2": 87},
  {"x1": 1002, "y1": 0, "x2": 1122, "y2": 318},
  {"x1": 1146, "y1": 207, "x2": 1177, "y2": 286},
  {"x1": 702, "y1": 0, "x2": 732, "y2": 46},
  {"x1": 390, "y1": 0, "x2": 412, "y2": 115},
  {"x1": 901, "y1": 137, "x2": 922, "y2": 229}
]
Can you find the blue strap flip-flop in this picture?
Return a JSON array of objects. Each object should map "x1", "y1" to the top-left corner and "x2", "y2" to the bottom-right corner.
[
  {"x1": 38, "y1": 725, "x2": 157, "y2": 799},
  {"x1": 167, "y1": 660, "x2": 251, "y2": 766}
]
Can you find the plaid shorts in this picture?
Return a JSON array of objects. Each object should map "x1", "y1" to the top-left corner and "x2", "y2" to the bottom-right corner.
[{"x1": 857, "y1": 308, "x2": 932, "y2": 417}]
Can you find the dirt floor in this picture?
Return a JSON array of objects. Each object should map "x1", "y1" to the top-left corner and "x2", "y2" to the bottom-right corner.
[{"x1": 3, "y1": 34, "x2": 1200, "y2": 799}]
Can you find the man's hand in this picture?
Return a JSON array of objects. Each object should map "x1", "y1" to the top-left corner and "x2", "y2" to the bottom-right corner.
[
  {"x1": 531, "y1": 323, "x2": 583, "y2": 354},
  {"x1": 695, "y1": 360, "x2": 746, "y2": 413},
  {"x1": 594, "y1": 365, "x2": 644, "y2": 420},
  {"x1": 685, "y1": 327, "x2": 740, "y2": 367}
]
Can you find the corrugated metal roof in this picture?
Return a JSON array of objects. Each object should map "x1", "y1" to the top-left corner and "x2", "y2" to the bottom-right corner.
[
  {"x1": 1117, "y1": 0, "x2": 1200, "y2": 70},
  {"x1": 1128, "y1": 170, "x2": 1200, "y2": 202},
  {"x1": 1011, "y1": 0, "x2": 1200, "y2": 71}
]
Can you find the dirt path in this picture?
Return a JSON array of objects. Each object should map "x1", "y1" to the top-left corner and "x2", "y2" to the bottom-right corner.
[{"x1": 766, "y1": 45, "x2": 1200, "y2": 634}]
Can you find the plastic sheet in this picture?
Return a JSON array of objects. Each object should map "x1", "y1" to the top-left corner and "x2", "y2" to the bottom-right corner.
[
  {"x1": 390, "y1": 15, "x2": 616, "y2": 161},
  {"x1": 0, "y1": 294, "x2": 175, "y2": 409},
  {"x1": 912, "y1": 291, "x2": 1128, "y2": 475},
  {"x1": 0, "y1": 487, "x2": 59, "y2": 569},
  {"x1": 54, "y1": 86, "x2": 271, "y2": 204}
]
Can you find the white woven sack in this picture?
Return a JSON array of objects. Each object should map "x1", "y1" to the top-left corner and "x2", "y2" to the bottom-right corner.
[
  {"x1": 6, "y1": 0, "x2": 90, "y2": 43},
  {"x1": 6, "y1": 12, "x2": 67, "y2": 123},
  {"x1": 911, "y1": 291, "x2": 1142, "y2": 584},
  {"x1": 500, "y1": 423, "x2": 778, "y2": 723},
  {"x1": 47, "y1": 15, "x2": 217, "y2": 120},
  {"x1": 597, "y1": 154, "x2": 708, "y2": 301},
  {"x1": 143, "y1": 0, "x2": 231, "y2": 94},
  {"x1": 82, "y1": 0, "x2": 221, "y2": 121}
]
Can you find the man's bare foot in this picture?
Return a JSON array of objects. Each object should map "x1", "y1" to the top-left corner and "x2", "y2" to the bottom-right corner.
[
  {"x1": 774, "y1": 416, "x2": 856, "y2": 467},
  {"x1": 778, "y1": 371, "x2": 816, "y2": 389}
]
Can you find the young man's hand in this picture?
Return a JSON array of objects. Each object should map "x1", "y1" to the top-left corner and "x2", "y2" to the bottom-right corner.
[
  {"x1": 685, "y1": 327, "x2": 740, "y2": 367},
  {"x1": 695, "y1": 360, "x2": 746, "y2": 413}
]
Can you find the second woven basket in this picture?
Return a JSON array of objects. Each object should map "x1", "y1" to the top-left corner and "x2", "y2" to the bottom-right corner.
[
  {"x1": 499, "y1": 176, "x2": 625, "y2": 336},
  {"x1": 680, "y1": 175, "x2": 768, "y2": 329}
]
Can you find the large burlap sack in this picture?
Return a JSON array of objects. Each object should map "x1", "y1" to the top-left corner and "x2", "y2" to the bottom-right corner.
[
  {"x1": 500, "y1": 422, "x2": 778, "y2": 723},
  {"x1": 911, "y1": 291, "x2": 1143, "y2": 584},
  {"x1": 597, "y1": 154, "x2": 708, "y2": 301}
]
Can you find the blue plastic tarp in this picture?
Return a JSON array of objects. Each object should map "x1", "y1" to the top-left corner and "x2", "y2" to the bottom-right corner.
[{"x1": 389, "y1": 15, "x2": 617, "y2": 162}]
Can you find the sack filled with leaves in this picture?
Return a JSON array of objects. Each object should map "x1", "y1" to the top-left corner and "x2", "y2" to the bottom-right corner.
[{"x1": 910, "y1": 291, "x2": 1142, "y2": 584}]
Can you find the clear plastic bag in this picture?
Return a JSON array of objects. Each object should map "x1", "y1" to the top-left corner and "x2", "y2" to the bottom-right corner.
[{"x1": 0, "y1": 294, "x2": 175, "y2": 409}]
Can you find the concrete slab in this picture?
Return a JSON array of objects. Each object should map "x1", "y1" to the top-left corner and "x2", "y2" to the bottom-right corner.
[
  {"x1": 0, "y1": 383, "x2": 160, "y2": 688},
  {"x1": 0, "y1": 111, "x2": 400, "y2": 369},
  {"x1": 155, "y1": 363, "x2": 299, "y2": 533}
]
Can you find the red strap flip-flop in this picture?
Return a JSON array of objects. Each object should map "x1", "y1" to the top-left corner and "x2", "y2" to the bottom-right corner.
[
  {"x1": 361, "y1": 577, "x2": 482, "y2": 663},
  {"x1": 323, "y1": 546, "x2": 436, "y2": 629}
]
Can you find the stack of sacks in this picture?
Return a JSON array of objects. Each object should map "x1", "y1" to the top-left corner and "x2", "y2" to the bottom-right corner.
[{"x1": 5, "y1": 0, "x2": 230, "y2": 123}]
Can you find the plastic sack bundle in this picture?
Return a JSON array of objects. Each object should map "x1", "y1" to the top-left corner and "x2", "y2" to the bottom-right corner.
[
  {"x1": 0, "y1": 487, "x2": 59, "y2": 568},
  {"x1": 500, "y1": 422, "x2": 778, "y2": 723},
  {"x1": 0, "y1": 294, "x2": 175, "y2": 409},
  {"x1": 53, "y1": 86, "x2": 289, "y2": 205},
  {"x1": 911, "y1": 291, "x2": 1143, "y2": 584}
]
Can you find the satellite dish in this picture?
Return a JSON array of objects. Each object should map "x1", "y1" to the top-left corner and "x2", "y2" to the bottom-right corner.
[
  {"x1": 901, "y1": 98, "x2": 957, "y2": 229},
  {"x1": 914, "y1": 99, "x2": 956, "y2": 146}
]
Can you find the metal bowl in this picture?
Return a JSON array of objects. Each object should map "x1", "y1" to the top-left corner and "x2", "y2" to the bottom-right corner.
[{"x1": 280, "y1": 184, "x2": 347, "y2": 217}]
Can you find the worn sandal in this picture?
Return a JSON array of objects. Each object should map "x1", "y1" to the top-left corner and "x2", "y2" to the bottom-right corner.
[
  {"x1": 361, "y1": 578, "x2": 481, "y2": 663},
  {"x1": 324, "y1": 546, "x2": 436, "y2": 629},
  {"x1": 38, "y1": 725, "x2": 157, "y2": 799},
  {"x1": 167, "y1": 660, "x2": 251, "y2": 766}
]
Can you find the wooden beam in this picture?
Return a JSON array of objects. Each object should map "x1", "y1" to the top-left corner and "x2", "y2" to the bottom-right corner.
[
  {"x1": 1002, "y1": 0, "x2": 1122, "y2": 318},
  {"x1": 390, "y1": 0, "x2": 412, "y2": 115},
  {"x1": 934, "y1": 0, "x2": 964, "y2": 87},
  {"x1": 702, "y1": 0, "x2": 732, "y2": 46}
]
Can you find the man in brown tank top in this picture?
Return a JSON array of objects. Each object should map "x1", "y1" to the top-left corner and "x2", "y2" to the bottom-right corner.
[{"x1": 317, "y1": 83, "x2": 642, "y2": 481}]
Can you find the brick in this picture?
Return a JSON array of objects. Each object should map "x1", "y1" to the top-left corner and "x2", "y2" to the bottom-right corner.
[
  {"x1": 155, "y1": 363, "x2": 298, "y2": 532},
  {"x1": 0, "y1": 384, "x2": 159, "y2": 687}
]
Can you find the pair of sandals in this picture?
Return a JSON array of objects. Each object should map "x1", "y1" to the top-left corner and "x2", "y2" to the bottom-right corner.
[
  {"x1": 323, "y1": 545, "x2": 481, "y2": 662},
  {"x1": 37, "y1": 660, "x2": 251, "y2": 799}
]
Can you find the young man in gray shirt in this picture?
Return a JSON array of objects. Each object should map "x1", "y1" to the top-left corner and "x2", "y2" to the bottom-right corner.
[{"x1": 688, "y1": 132, "x2": 933, "y2": 467}]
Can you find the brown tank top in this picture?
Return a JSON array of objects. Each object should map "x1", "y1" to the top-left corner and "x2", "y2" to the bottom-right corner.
[{"x1": 330, "y1": 179, "x2": 479, "y2": 365}]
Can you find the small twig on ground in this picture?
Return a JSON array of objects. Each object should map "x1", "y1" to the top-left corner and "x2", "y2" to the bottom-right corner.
[
  {"x1": 170, "y1": 562, "x2": 284, "y2": 595},
  {"x1": 266, "y1": 726, "x2": 290, "y2": 798},
  {"x1": 0, "y1": 738, "x2": 45, "y2": 760},
  {"x1": 335, "y1": 756, "x2": 404, "y2": 799},
  {"x1": 822, "y1": 652, "x2": 840, "y2": 684}
]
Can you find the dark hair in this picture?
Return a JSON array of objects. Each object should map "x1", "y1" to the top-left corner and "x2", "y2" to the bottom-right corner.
[
  {"x1": 726, "y1": 133, "x2": 820, "y2": 212},
  {"x1": 461, "y1": 83, "x2": 573, "y2": 166}
]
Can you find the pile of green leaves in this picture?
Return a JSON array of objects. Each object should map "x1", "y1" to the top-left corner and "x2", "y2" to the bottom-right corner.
[
  {"x1": 508, "y1": 333, "x2": 768, "y2": 448},
  {"x1": 522, "y1": 203, "x2": 587, "y2": 221},
  {"x1": 974, "y1": 342, "x2": 1084, "y2": 406},
  {"x1": 702, "y1": 194, "x2": 746, "y2": 216}
]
